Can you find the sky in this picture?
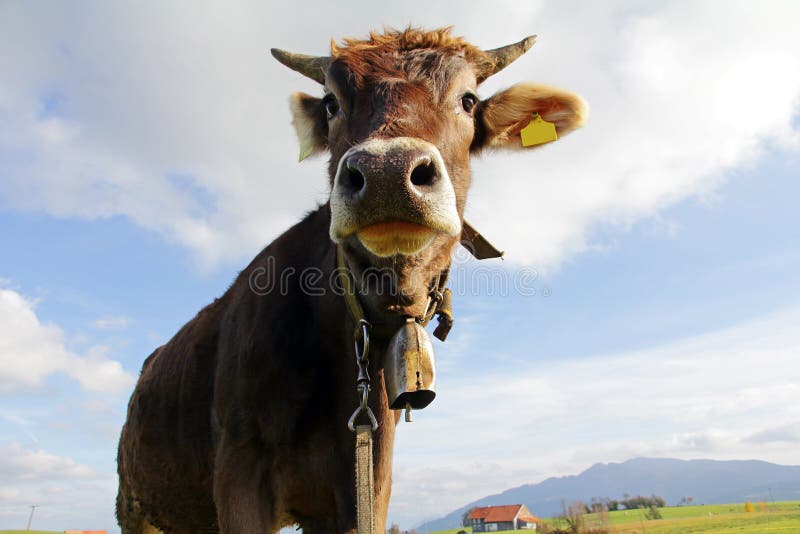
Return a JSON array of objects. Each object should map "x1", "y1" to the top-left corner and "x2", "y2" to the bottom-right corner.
[{"x1": 0, "y1": 1, "x2": 799, "y2": 531}]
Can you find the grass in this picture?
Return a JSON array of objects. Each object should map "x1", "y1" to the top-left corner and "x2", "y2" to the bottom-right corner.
[{"x1": 430, "y1": 501, "x2": 800, "y2": 534}]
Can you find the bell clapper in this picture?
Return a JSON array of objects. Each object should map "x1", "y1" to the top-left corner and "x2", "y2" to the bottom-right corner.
[{"x1": 405, "y1": 402, "x2": 413, "y2": 423}]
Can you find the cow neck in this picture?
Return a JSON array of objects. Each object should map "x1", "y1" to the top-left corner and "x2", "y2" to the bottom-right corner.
[{"x1": 335, "y1": 244, "x2": 453, "y2": 342}]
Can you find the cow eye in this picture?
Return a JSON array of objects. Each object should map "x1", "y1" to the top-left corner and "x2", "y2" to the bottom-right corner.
[
  {"x1": 323, "y1": 95, "x2": 340, "y2": 120},
  {"x1": 461, "y1": 93, "x2": 478, "y2": 114}
]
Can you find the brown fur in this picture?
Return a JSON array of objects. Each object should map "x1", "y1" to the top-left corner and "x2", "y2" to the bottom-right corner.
[
  {"x1": 331, "y1": 27, "x2": 496, "y2": 83},
  {"x1": 481, "y1": 83, "x2": 588, "y2": 148},
  {"x1": 290, "y1": 93, "x2": 327, "y2": 160},
  {"x1": 117, "y1": 27, "x2": 586, "y2": 533}
]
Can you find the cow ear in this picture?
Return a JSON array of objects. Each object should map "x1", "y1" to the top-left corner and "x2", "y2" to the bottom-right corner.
[
  {"x1": 474, "y1": 83, "x2": 587, "y2": 151},
  {"x1": 289, "y1": 92, "x2": 328, "y2": 161}
]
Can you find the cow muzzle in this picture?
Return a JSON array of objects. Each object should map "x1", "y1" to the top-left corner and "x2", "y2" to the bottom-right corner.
[{"x1": 330, "y1": 137, "x2": 461, "y2": 257}]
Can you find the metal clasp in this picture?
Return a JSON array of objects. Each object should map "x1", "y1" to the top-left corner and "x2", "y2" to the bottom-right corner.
[{"x1": 348, "y1": 319, "x2": 378, "y2": 432}]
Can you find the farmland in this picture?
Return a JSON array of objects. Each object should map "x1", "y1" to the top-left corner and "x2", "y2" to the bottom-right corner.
[{"x1": 430, "y1": 500, "x2": 800, "y2": 534}]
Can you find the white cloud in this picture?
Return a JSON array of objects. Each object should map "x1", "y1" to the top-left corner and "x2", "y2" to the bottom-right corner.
[
  {"x1": 0, "y1": 2, "x2": 797, "y2": 270},
  {"x1": 91, "y1": 315, "x2": 131, "y2": 330},
  {"x1": 0, "y1": 442, "x2": 117, "y2": 532},
  {"x1": 744, "y1": 422, "x2": 800, "y2": 444},
  {"x1": 468, "y1": 1, "x2": 800, "y2": 268},
  {"x1": 388, "y1": 306, "x2": 800, "y2": 527},
  {"x1": 0, "y1": 288, "x2": 134, "y2": 394},
  {"x1": 0, "y1": 442, "x2": 97, "y2": 481}
]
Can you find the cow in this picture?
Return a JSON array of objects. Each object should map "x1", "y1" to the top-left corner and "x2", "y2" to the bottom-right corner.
[{"x1": 116, "y1": 27, "x2": 586, "y2": 534}]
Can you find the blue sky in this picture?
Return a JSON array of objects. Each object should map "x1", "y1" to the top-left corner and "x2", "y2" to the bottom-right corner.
[{"x1": 1, "y1": 1, "x2": 799, "y2": 532}]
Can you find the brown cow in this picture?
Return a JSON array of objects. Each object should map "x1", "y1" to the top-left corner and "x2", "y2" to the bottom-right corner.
[{"x1": 116, "y1": 27, "x2": 586, "y2": 533}]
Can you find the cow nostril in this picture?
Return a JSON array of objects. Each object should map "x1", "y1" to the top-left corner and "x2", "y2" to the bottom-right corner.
[
  {"x1": 341, "y1": 166, "x2": 366, "y2": 194},
  {"x1": 409, "y1": 161, "x2": 437, "y2": 188}
]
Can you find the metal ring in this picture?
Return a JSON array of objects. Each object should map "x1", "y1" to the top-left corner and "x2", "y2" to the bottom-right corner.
[
  {"x1": 349, "y1": 319, "x2": 377, "y2": 432},
  {"x1": 354, "y1": 319, "x2": 370, "y2": 363},
  {"x1": 348, "y1": 404, "x2": 379, "y2": 432},
  {"x1": 419, "y1": 290, "x2": 443, "y2": 325},
  {"x1": 359, "y1": 319, "x2": 370, "y2": 360}
]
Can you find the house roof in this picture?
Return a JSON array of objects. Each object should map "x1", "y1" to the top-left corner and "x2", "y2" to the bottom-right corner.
[
  {"x1": 467, "y1": 506, "x2": 493, "y2": 520},
  {"x1": 468, "y1": 504, "x2": 539, "y2": 523}
]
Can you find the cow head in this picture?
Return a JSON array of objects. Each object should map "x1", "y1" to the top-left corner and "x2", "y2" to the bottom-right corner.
[{"x1": 273, "y1": 28, "x2": 586, "y2": 322}]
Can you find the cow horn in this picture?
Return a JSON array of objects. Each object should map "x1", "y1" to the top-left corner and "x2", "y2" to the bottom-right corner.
[
  {"x1": 270, "y1": 48, "x2": 330, "y2": 85},
  {"x1": 481, "y1": 35, "x2": 537, "y2": 80}
]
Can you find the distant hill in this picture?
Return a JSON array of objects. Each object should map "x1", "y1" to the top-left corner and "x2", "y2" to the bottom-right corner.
[{"x1": 417, "y1": 457, "x2": 800, "y2": 532}]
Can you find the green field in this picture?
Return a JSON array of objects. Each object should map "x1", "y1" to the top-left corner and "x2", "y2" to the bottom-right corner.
[{"x1": 431, "y1": 500, "x2": 800, "y2": 534}]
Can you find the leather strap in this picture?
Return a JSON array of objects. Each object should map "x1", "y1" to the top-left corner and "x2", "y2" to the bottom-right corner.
[
  {"x1": 355, "y1": 424, "x2": 376, "y2": 534},
  {"x1": 336, "y1": 245, "x2": 398, "y2": 339},
  {"x1": 337, "y1": 243, "x2": 367, "y2": 334},
  {"x1": 336, "y1": 244, "x2": 453, "y2": 340}
]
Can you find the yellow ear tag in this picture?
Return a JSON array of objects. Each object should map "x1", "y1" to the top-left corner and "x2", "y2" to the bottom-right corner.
[{"x1": 520, "y1": 113, "x2": 558, "y2": 147}]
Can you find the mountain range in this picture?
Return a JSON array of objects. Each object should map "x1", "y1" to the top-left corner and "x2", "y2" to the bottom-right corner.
[{"x1": 417, "y1": 457, "x2": 800, "y2": 532}]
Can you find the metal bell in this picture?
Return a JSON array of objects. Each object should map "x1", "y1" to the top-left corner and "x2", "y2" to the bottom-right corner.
[{"x1": 385, "y1": 317, "x2": 436, "y2": 411}]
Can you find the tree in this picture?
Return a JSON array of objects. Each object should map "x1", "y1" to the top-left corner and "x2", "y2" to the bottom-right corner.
[
  {"x1": 560, "y1": 499, "x2": 586, "y2": 534},
  {"x1": 598, "y1": 507, "x2": 611, "y2": 529},
  {"x1": 644, "y1": 504, "x2": 662, "y2": 520},
  {"x1": 619, "y1": 494, "x2": 666, "y2": 510},
  {"x1": 590, "y1": 497, "x2": 607, "y2": 514}
]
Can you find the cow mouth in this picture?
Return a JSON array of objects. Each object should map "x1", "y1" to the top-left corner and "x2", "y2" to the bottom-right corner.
[{"x1": 356, "y1": 220, "x2": 438, "y2": 257}]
